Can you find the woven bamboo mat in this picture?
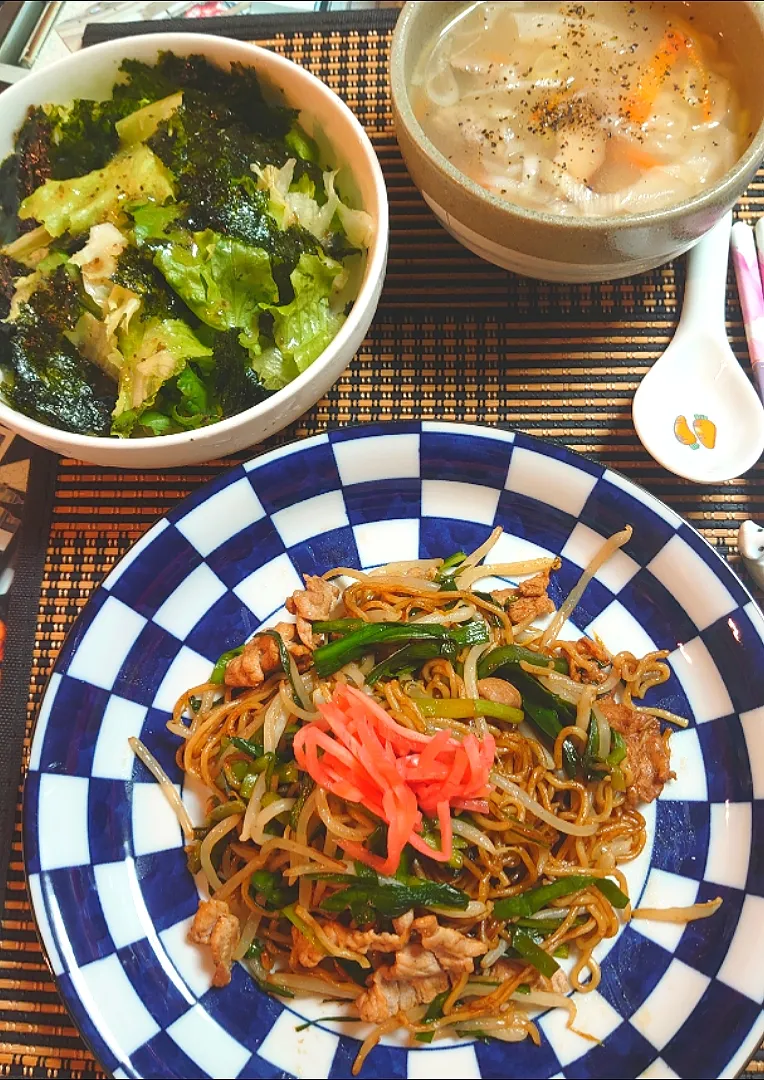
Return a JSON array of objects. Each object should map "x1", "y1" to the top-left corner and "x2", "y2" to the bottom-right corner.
[{"x1": 1, "y1": 9, "x2": 763, "y2": 1078}]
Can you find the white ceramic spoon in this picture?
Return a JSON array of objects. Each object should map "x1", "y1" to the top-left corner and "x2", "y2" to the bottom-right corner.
[{"x1": 632, "y1": 211, "x2": 764, "y2": 483}]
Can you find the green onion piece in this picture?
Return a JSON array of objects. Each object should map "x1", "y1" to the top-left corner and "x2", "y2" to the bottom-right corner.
[
  {"x1": 512, "y1": 927, "x2": 560, "y2": 978},
  {"x1": 607, "y1": 729, "x2": 627, "y2": 766},
  {"x1": 471, "y1": 589, "x2": 499, "y2": 606},
  {"x1": 245, "y1": 943, "x2": 297, "y2": 1004},
  {"x1": 311, "y1": 618, "x2": 366, "y2": 634},
  {"x1": 295, "y1": 1016, "x2": 362, "y2": 1032},
  {"x1": 366, "y1": 824, "x2": 388, "y2": 859},
  {"x1": 414, "y1": 826, "x2": 467, "y2": 870},
  {"x1": 205, "y1": 799, "x2": 246, "y2": 825},
  {"x1": 610, "y1": 766, "x2": 627, "y2": 792},
  {"x1": 252, "y1": 974, "x2": 295, "y2": 998},
  {"x1": 222, "y1": 762, "x2": 243, "y2": 791},
  {"x1": 414, "y1": 695, "x2": 523, "y2": 724},
  {"x1": 504, "y1": 669, "x2": 582, "y2": 778},
  {"x1": 582, "y1": 708, "x2": 608, "y2": 781},
  {"x1": 593, "y1": 877, "x2": 631, "y2": 908},
  {"x1": 259, "y1": 630, "x2": 291, "y2": 673},
  {"x1": 477, "y1": 644, "x2": 569, "y2": 679},
  {"x1": 289, "y1": 773, "x2": 314, "y2": 830},
  {"x1": 553, "y1": 944, "x2": 570, "y2": 959},
  {"x1": 515, "y1": 914, "x2": 566, "y2": 932},
  {"x1": 228, "y1": 759, "x2": 249, "y2": 782},
  {"x1": 314, "y1": 620, "x2": 490, "y2": 679},
  {"x1": 561, "y1": 740, "x2": 581, "y2": 781},
  {"x1": 277, "y1": 761, "x2": 299, "y2": 785},
  {"x1": 250, "y1": 869, "x2": 297, "y2": 910},
  {"x1": 394, "y1": 846, "x2": 413, "y2": 881},
  {"x1": 282, "y1": 904, "x2": 326, "y2": 955},
  {"x1": 493, "y1": 875, "x2": 629, "y2": 920},
  {"x1": 513, "y1": 670, "x2": 577, "y2": 724},
  {"x1": 586, "y1": 709, "x2": 599, "y2": 760},
  {"x1": 415, "y1": 988, "x2": 451, "y2": 1042},
  {"x1": 397, "y1": 825, "x2": 467, "y2": 872},
  {"x1": 321, "y1": 879, "x2": 470, "y2": 921},
  {"x1": 515, "y1": 913, "x2": 589, "y2": 933},
  {"x1": 257, "y1": 630, "x2": 303, "y2": 702},
  {"x1": 254, "y1": 753, "x2": 275, "y2": 776},
  {"x1": 336, "y1": 958, "x2": 369, "y2": 985},
  {"x1": 230, "y1": 736, "x2": 265, "y2": 759},
  {"x1": 245, "y1": 939, "x2": 264, "y2": 961},
  {"x1": 366, "y1": 641, "x2": 448, "y2": 686},
  {"x1": 435, "y1": 551, "x2": 468, "y2": 583},
  {"x1": 239, "y1": 772, "x2": 258, "y2": 801},
  {"x1": 230, "y1": 741, "x2": 273, "y2": 778},
  {"x1": 263, "y1": 751, "x2": 278, "y2": 789},
  {"x1": 521, "y1": 698, "x2": 564, "y2": 741},
  {"x1": 210, "y1": 645, "x2": 245, "y2": 684}
]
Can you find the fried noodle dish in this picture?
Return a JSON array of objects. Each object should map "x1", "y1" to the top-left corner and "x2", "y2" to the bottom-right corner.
[{"x1": 131, "y1": 525, "x2": 721, "y2": 1072}]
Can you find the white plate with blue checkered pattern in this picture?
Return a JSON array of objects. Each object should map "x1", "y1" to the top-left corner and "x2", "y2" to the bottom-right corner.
[{"x1": 24, "y1": 421, "x2": 764, "y2": 1080}]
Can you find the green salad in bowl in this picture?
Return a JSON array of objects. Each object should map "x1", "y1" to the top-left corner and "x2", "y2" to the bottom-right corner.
[{"x1": 0, "y1": 50, "x2": 372, "y2": 439}]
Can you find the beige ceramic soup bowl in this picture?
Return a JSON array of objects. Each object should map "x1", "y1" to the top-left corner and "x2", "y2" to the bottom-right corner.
[{"x1": 391, "y1": 1, "x2": 764, "y2": 282}]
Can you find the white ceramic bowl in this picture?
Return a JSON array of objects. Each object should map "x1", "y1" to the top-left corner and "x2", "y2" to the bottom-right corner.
[{"x1": 0, "y1": 33, "x2": 388, "y2": 467}]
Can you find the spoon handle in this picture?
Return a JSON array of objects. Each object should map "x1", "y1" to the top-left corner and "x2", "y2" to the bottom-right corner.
[{"x1": 678, "y1": 210, "x2": 733, "y2": 333}]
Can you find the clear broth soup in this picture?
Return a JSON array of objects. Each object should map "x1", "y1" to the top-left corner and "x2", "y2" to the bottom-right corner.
[{"x1": 412, "y1": 1, "x2": 749, "y2": 217}]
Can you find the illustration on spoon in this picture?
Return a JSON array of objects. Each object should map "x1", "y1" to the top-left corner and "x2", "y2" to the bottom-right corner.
[{"x1": 674, "y1": 414, "x2": 717, "y2": 450}]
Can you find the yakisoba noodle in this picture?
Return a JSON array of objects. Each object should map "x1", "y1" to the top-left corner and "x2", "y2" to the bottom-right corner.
[{"x1": 133, "y1": 526, "x2": 721, "y2": 1073}]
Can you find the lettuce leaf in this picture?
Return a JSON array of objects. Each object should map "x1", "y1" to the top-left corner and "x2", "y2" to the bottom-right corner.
[
  {"x1": 285, "y1": 126, "x2": 319, "y2": 163},
  {"x1": 112, "y1": 315, "x2": 211, "y2": 435},
  {"x1": 130, "y1": 201, "x2": 181, "y2": 245},
  {"x1": 254, "y1": 158, "x2": 373, "y2": 250},
  {"x1": 268, "y1": 251, "x2": 346, "y2": 373},
  {"x1": 19, "y1": 145, "x2": 174, "y2": 238},
  {"x1": 249, "y1": 344, "x2": 298, "y2": 392},
  {"x1": 135, "y1": 409, "x2": 174, "y2": 436},
  {"x1": 152, "y1": 229, "x2": 278, "y2": 338},
  {"x1": 171, "y1": 364, "x2": 219, "y2": 429},
  {"x1": 324, "y1": 170, "x2": 374, "y2": 249},
  {"x1": 116, "y1": 92, "x2": 184, "y2": 146}
]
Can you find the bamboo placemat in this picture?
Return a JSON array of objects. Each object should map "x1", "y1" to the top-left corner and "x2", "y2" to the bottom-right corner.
[{"x1": 2, "y1": 9, "x2": 763, "y2": 1078}]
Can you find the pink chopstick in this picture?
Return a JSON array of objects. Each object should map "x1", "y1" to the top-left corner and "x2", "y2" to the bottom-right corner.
[
  {"x1": 732, "y1": 220, "x2": 764, "y2": 402},
  {"x1": 756, "y1": 216, "x2": 764, "y2": 318}
]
